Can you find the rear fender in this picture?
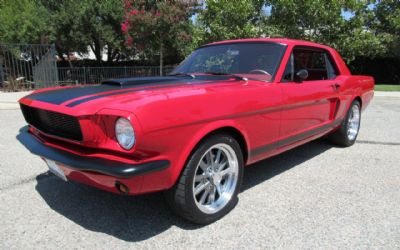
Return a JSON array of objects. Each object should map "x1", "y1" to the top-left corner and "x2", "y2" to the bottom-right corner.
[{"x1": 350, "y1": 76, "x2": 374, "y2": 112}]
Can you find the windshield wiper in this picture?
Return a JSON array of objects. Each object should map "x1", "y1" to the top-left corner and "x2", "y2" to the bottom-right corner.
[
  {"x1": 169, "y1": 71, "x2": 248, "y2": 81},
  {"x1": 203, "y1": 72, "x2": 248, "y2": 81},
  {"x1": 168, "y1": 72, "x2": 195, "y2": 79}
]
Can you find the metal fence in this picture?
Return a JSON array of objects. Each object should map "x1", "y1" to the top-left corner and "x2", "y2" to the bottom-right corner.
[
  {"x1": 58, "y1": 66, "x2": 175, "y2": 85},
  {"x1": 0, "y1": 44, "x2": 58, "y2": 91},
  {"x1": 0, "y1": 43, "x2": 176, "y2": 90}
]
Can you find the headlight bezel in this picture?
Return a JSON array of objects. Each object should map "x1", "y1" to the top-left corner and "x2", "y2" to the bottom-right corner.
[{"x1": 115, "y1": 117, "x2": 135, "y2": 150}]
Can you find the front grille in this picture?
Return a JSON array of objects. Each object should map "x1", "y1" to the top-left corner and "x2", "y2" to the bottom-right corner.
[{"x1": 20, "y1": 104, "x2": 83, "y2": 141}]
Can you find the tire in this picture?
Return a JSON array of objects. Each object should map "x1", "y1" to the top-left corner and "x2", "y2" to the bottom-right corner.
[
  {"x1": 164, "y1": 134, "x2": 244, "y2": 224},
  {"x1": 329, "y1": 100, "x2": 361, "y2": 147}
]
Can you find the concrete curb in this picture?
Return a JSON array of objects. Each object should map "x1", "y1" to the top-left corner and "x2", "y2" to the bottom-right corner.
[
  {"x1": 0, "y1": 91, "x2": 32, "y2": 109},
  {"x1": 374, "y1": 91, "x2": 400, "y2": 97}
]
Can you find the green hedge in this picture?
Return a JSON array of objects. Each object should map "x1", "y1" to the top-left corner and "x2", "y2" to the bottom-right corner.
[{"x1": 349, "y1": 57, "x2": 400, "y2": 85}]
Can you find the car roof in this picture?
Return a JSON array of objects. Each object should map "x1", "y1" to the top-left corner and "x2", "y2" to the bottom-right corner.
[{"x1": 204, "y1": 38, "x2": 332, "y2": 50}]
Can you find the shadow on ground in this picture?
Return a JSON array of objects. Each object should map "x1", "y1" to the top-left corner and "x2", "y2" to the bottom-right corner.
[{"x1": 35, "y1": 139, "x2": 333, "y2": 242}]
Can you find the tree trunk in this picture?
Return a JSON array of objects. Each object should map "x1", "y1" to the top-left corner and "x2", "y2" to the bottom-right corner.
[
  {"x1": 66, "y1": 53, "x2": 73, "y2": 68},
  {"x1": 159, "y1": 42, "x2": 163, "y2": 76},
  {"x1": 108, "y1": 48, "x2": 119, "y2": 62},
  {"x1": 90, "y1": 41, "x2": 102, "y2": 64},
  {"x1": 107, "y1": 45, "x2": 112, "y2": 62}
]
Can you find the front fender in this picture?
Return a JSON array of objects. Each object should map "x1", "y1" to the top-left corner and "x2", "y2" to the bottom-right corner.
[{"x1": 167, "y1": 119, "x2": 250, "y2": 188}]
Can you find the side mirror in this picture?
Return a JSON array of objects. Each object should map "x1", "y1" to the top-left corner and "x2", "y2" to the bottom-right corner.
[{"x1": 295, "y1": 69, "x2": 308, "y2": 83}]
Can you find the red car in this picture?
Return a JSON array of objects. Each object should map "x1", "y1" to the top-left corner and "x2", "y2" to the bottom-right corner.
[{"x1": 18, "y1": 38, "x2": 374, "y2": 224}]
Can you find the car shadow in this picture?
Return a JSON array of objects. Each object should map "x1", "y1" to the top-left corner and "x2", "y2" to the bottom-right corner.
[
  {"x1": 35, "y1": 139, "x2": 333, "y2": 242},
  {"x1": 241, "y1": 139, "x2": 333, "y2": 192}
]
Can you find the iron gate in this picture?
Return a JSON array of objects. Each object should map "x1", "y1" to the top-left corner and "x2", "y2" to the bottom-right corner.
[{"x1": 0, "y1": 44, "x2": 58, "y2": 91}]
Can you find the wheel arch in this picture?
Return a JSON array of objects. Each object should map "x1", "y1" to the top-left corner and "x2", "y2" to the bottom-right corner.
[
  {"x1": 344, "y1": 95, "x2": 362, "y2": 116},
  {"x1": 353, "y1": 96, "x2": 362, "y2": 108},
  {"x1": 198, "y1": 126, "x2": 249, "y2": 164},
  {"x1": 170, "y1": 122, "x2": 250, "y2": 188}
]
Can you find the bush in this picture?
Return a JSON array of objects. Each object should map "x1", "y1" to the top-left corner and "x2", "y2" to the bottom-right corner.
[{"x1": 349, "y1": 57, "x2": 400, "y2": 85}]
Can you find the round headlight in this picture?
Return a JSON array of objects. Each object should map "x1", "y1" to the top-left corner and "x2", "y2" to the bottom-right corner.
[{"x1": 115, "y1": 117, "x2": 135, "y2": 150}]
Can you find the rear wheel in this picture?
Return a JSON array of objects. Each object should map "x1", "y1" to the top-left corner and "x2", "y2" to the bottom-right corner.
[
  {"x1": 165, "y1": 134, "x2": 244, "y2": 224},
  {"x1": 329, "y1": 100, "x2": 361, "y2": 147}
]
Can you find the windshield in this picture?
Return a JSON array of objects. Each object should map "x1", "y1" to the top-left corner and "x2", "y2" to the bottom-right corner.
[{"x1": 171, "y1": 42, "x2": 286, "y2": 81}]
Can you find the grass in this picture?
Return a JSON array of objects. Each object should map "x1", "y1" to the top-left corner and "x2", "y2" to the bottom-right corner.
[{"x1": 374, "y1": 84, "x2": 400, "y2": 91}]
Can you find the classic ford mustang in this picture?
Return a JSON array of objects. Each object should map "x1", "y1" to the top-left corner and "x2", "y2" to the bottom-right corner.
[{"x1": 18, "y1": 38, "x2": 374, "y2": 224}]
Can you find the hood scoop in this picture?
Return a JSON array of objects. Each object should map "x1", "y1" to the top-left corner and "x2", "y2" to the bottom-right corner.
[{"x1": 101, "y1": 76, "x2": 182, "y2": 88}]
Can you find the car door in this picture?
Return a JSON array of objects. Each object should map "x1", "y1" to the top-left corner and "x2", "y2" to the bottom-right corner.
[{"x1": 279, "y1": 46, "x2": 341, "y2": 144}]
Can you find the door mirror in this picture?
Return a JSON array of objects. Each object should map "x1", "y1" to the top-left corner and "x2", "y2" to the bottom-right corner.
[{"x1": 295, "y1": 69, "x2": 308, "y2": 82}]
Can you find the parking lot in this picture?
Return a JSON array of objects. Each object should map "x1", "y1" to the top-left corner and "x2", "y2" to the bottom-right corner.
[{"x1": 1, "y1": 96, "x2": 399, "y2": 249}]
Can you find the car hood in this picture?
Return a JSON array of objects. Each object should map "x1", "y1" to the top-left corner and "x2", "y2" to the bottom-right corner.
[{"x1": 19, "y1": 75, "x2": 246, "y2": 116}]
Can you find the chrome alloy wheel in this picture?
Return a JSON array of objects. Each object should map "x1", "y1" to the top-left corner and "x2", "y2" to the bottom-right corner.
[
  {"x1": 347, "y1": 104, "x2": 361, "y2": 141},
  {"x1": 192, "y1": 143, "x2": 239, "y2": 214}
]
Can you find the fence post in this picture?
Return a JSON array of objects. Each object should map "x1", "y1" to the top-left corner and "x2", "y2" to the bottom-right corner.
[
  {"x1": 51, "y1": 44, "x2": 59, "y2": 86},
  {"x1": 83, "y1": 66, "x2": 87, "y2": 84},
  {"x1": 159, "y1": 43, "x2": 163, "y2": 76}
]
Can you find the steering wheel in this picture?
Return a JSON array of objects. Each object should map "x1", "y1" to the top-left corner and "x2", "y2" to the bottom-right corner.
[{"x1": 249, "y1": 69, "x2": 271, "y2": 75}]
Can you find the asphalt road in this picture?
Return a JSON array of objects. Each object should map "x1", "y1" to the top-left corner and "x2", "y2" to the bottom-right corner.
[{"x1": 1, "y1": 96, "x2": 399, "y2": 249}]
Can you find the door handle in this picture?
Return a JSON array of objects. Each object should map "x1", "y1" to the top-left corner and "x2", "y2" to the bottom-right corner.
[{"x1": 332, "y1": 83, "x2": 341, "y2": 90}]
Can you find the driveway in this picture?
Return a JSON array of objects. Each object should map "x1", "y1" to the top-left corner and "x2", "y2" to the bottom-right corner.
[{"x1": 0, "y1": 96, "x2": 399, "y2": 249}]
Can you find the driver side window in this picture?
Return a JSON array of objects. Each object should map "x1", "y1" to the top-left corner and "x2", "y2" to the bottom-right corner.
[{"x1": 281, "y1": 47, "x2": 339, "y2": 82}]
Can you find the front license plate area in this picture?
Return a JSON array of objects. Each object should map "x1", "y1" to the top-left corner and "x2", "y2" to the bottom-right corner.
[{"x1": 45, "y1": 159, "x2": 67, "y2": 181}]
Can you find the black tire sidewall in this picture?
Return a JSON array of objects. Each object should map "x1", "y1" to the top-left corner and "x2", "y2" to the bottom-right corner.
[
  {"x1": 182, "y1": 135, "x2": 244, "y2": 224},
  {"x1": 340, "y1": 100, "x2": 361, "y2": 146}
]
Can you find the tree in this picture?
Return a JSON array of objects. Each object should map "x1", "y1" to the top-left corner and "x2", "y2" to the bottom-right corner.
[
  {"x1": 0, "y1": 0, "x2": 51, "y2": 44},
  {"x1": 39, "y1": 0, "x2": 128, "y2": 64},
  {"x1": 267, "y1": 0, "x2": 389, "y2": 62},
  {"x1": 1, "y1": 0, "x2": 130, "y2": 64},
  {"x1": 194, "y1": 0, "x2": 265, "y2": 46},
  {"x1": 122, "y1": 0, "x2": 194, "y2": 75},
  {"x1": 371, "y1": 0, "x2": 400, "y2": 57}
]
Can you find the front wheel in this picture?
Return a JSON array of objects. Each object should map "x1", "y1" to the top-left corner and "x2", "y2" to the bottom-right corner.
[
  {"x1": 165, "y1": 134, "x2": 244, "y2": 224},
  {"x1": 329, "y1": 100, "x2": 361, "y2": 147}
]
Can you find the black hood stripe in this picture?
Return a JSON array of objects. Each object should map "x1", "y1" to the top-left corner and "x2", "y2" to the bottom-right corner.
[
  {"x1": 66, "y1": 82, "x2": 189, "y2": 107},
  {"x1": 26, "y1": 76, "x2": 193, "y2": 105},
  {"x1": 27, "y1": 84, "x2": 118, "y2": 105},
  {"x1": 26, "y1": 75, "x2": 234, "y2": 107},
  {"x1": 67, "y1": 77, "x2": 236, "y2": 107}
]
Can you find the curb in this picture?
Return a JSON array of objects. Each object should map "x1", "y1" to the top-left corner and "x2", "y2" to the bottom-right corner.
[
  {"x1": 0, "y1": 91, "x2": 31, "y2": 109},
  {"x1": 0, "y1": 103, "x2": 20, "y2": 110},
  {"x1": 374, "y1": 91, "x2": 400, "y2": 97}
]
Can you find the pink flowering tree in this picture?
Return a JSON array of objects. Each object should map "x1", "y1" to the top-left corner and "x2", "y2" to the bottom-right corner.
[{"x1": 122, "y1": 0, "x2": 194, "y2": 75}]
